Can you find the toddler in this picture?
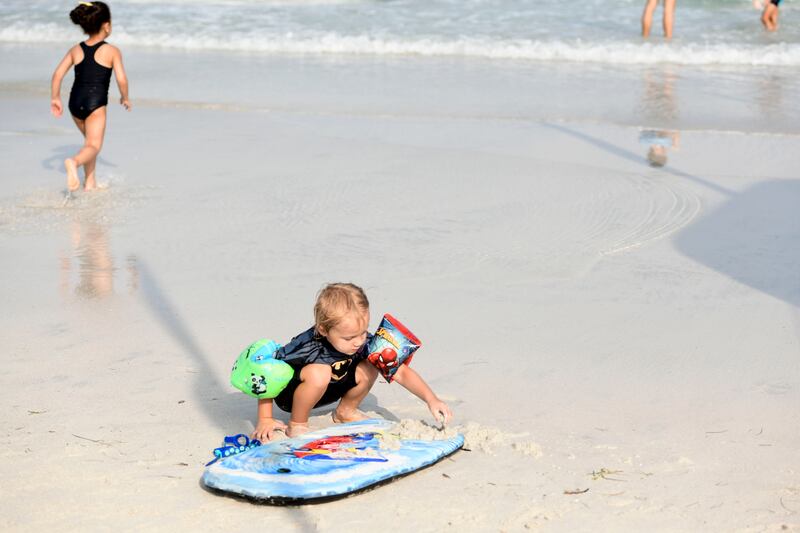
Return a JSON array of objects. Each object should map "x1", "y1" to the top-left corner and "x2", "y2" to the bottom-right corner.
[{"x1": 252, "y1": 283, "x2": 452, "y2": 440}]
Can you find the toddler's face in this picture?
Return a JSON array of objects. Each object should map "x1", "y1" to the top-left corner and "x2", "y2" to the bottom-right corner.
[{"x1": 324, "y1": 311, "x2": 369, "y2": 356}]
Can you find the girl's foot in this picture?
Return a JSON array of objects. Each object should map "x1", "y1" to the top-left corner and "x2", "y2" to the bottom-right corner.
[
  {"x1": 85, "y1": 181, "x2": 109, "y2": 192},
  {"x1": 64, "y1": 159, "x2": 80, "y2": 192},
  {"x1": 332, "y1": 407, "x2": 369, "y2": 424},
  {"x1": 286, "y1": 421, "x2": 309, "y2": 438}
]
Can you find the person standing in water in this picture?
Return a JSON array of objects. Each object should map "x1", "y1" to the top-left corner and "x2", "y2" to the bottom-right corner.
[
  {"x1": 641, "y1": 0, "x2": 677, "y2": 39},
  {"x1": 50, "y1": 2, "x2": 130, "y2": 193},
  {"x1": 759, "y1": 0, "x2": 781, "y2": 31}
]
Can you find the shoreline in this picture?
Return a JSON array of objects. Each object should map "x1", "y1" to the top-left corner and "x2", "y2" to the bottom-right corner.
[{"x1": 3, "y1": 43, "x2": 800, "y2": 135}]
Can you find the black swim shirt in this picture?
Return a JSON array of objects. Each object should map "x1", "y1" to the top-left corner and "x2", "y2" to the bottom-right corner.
[{"x1": 275, "y1": 327, "x2": 372, "y2": 383}]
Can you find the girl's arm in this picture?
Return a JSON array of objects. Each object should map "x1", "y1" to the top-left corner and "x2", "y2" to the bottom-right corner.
[
  {"x1": 50, "y1": 50, "x2": 75, "y2": 117},
  {"x1": 392, "y1": 364, "x2": 453, "y2": 425},
  {"x1": 252, "y1": 398, "x2": 287, "y2": 441},
  {"x1": 111, "y1": 47, "x2": 131, "y2": 110}
]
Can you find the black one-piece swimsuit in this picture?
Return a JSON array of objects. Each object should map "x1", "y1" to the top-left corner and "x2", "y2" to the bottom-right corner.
[{"x1": 68, "y1": 41, "x2": 113, "y2": 120}]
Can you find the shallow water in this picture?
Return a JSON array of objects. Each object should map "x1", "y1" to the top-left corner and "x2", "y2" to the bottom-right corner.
[
  {"x1": 2, "y1": 0, "x2": 799, "y2": 65},
  {"x1": 3, "y1": 43, "x2": 799, "y2": 135}
]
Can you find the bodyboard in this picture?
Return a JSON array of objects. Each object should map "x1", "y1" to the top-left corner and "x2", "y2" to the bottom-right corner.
[{"x1": 201, "y1": 419, "x2": 463, "y2": 503}]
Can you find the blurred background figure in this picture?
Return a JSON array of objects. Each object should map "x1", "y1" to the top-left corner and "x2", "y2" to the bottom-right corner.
[
  {"x1": 640, "y1": 129, "x2": 680, "y2": 167},
  {"x1": 638, "y1": 66, "x2": 680, "y2": 167},
  {"x1": 642, "y1": 0, "x2": 677, "y2": 39},
  {"x1": 756, "y1": 0, "x2": 781, "y2": 31}
]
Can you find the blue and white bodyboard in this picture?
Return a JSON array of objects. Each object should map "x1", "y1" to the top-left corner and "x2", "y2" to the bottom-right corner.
[{"x1": 202, "y1": 419, "x2": 464, "y2": 503}]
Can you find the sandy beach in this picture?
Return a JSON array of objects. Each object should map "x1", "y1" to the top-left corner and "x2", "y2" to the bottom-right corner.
[{"x1": 1, "y1": 40, "x2": 799, "y2": 531}]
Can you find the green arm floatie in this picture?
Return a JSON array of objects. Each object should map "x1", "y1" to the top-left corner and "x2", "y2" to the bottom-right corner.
[{"x1": 230, "y1": 339, "x2": 294, "y2": 399}]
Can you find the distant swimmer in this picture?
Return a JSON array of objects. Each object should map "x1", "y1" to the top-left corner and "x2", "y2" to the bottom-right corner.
[
  {"x1": 760, "y1": 0, "x2": 781, "y2": 31},
  {"x1": 641, "y1": 0, "x2": 677, "y2": 39},
  {"x1": 50, "y1": 2, "x2": 130, "y2": 194}
]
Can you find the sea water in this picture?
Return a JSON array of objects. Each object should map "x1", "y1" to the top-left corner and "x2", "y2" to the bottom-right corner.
[
  {"x1": 1, "y1": 0, "x2": 798, "y2": 65},
  {"x1": 1, "y1": 0, "x2": 798, "y2": 132}
]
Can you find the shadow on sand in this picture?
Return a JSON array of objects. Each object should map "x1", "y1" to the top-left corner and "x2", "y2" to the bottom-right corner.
[
  {"x1": 137, "y1": 260, "x2": 324, "y2": 524},
  {"x1": 42, "y1": 144, "x2": 116, "y2": 173},
  {"x1": 137, "y1": 259, "x2": 247, "y2": 429},
  {"x1": 543, "y1": 122, "x2": 734, "y2": 196},
  {"x1": 674, "y1": 179, "x2": 800, "y2": 308},
  {"x1": 546, "y1": 123, "x2": 800, "y2": 308}
]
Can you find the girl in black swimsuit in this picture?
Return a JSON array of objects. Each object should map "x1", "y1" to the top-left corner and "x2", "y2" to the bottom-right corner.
[{"x1": 50, "y1": 2, "x2": 131, "y2": 193}]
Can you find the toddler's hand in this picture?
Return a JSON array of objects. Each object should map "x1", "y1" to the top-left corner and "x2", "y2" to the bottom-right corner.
[
  {"x1": 51, "y1": 98, "x2": 63, "y2": 117},
  {"x1": 252, "y1": 417, "x2": 287, "y2": 442},
  {"x1": 427, "y1": 398, "x2": 453, "y2": 427}
]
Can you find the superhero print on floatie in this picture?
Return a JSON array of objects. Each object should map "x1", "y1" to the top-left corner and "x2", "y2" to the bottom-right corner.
[{"x1": 366, "y1": 314, "x2": 421, "y2": 382}]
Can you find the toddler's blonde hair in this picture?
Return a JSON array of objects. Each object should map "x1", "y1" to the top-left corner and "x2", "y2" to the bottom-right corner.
[{"x1": 314, "y1": 283, "x2": 369, "y2": 335}]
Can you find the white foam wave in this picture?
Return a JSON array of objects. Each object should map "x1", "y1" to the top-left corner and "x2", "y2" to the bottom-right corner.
[{"x1": 2, "y1": 23, "x2": 799, "y2": 66}]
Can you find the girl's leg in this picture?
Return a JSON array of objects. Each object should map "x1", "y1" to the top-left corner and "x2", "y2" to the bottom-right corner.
[
  {"x1": 83, "y1": 156, "x2": 98, "y2": 190},
  {"x1": 334, "y1": 360, "x2": 378, "y2": 423},
  {"x1": 67, "y1": 116, "x2": 87, "y2": 191},
  {"x1": 65, "y1": 107, "x2": 107, "y2": 192},
  {"x1": 663, "y1": 0, "x2": 676, "y2": 39},
  {"x1": 288, "y1": 363, "x2": 332, "y2": 436},
  {"x1": 641, "y1": 0, "x2": 659, "y2": 37}
]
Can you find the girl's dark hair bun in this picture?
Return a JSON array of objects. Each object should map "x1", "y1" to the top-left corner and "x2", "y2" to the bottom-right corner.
[{"x1": 69, "y1": 2, "x2": 111, "y2": 36}]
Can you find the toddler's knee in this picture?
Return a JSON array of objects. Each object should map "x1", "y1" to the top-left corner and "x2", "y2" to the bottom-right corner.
[
  {"x1": 301, "y1": 365, "x2": 332, "y2": 389},
  {"x1": 356, "y1": 360, "x2": 378, "y2": 383}
]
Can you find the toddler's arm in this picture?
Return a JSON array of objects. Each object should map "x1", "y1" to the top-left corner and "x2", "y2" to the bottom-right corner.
[
  {"x1": 50, "y1": 50, "x2": 75, "y2": 117},
  {"x1": 252, "y1": 398, "x2": 287, "y2": 441},
  {"x1": 392, "y1": 365, "x2": 453, "y2": 425}
]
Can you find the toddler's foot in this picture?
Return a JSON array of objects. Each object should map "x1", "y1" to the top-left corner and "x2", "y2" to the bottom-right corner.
[
  {"x1": 286, "y1": 421, "x2": 309, "y2": 438},
  {"x1": 332, "y1": 407, "x2": 369, "y2": 424},
  {"x1": 64, "y1": 159, "x2": 80, "y2": 192}
]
